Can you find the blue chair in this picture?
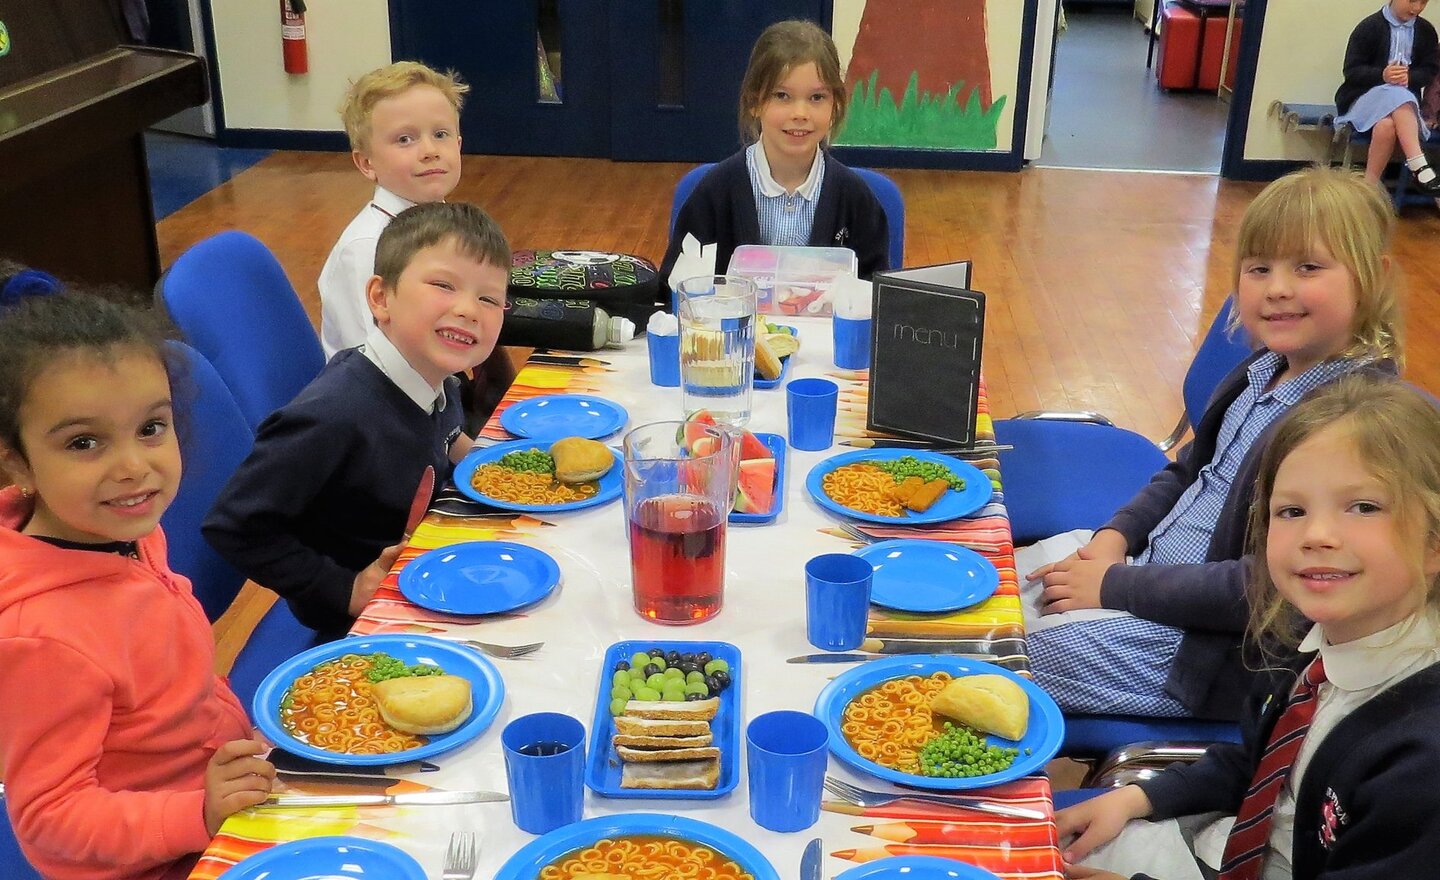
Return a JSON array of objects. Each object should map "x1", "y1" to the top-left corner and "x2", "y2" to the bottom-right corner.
[
  {"x1": 155, "y1": 231, "x2": 325, "y2": 431},
  {"x1": 0, "y1": 788, "x2": 42, "y2": 880},
  {"x1": 669, "y1": 162, "x2": 906, "y2": 269},
  {"x1": 996, "y1": 297, "x2": 1251, "y2": 545},
  {"x1": 161, "y1": 342, "x2": 321, "y2": 708}
]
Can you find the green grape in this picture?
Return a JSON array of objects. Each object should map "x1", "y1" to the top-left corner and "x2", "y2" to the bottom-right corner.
[
  {"x1": 686, "y1": 671, "x2": 706, "y2": 685},
  {"x1": 684, "y1": 681, "x2": 710, "y2": 697},
  {"x1": 634, "y1": 687, "x2": 661, "y2": 701},
  {"x1": 703, "y1": 658, "x2": 729, "y2": 675},
  {"x1": 650, "y1": 655, "x2": 668, "y2": 672},
  {"x1": 609, "y1": 697, "x2": 628, "y2": 716},
  {"x1": 646, "y1": 673, "x2": 667, "y2": 690},
  {"x1": 630, "y1": 652, "x2": 652, "y2": 669},
  {"x1": 612, "y1": 670, "x2": 630, "y2": 688},
  {"x1": 610, "y1": 685, "x2": 632, "y2": 701},
  {"x1": 662, "y1": 685, "x2": 687, "y2": 702}
]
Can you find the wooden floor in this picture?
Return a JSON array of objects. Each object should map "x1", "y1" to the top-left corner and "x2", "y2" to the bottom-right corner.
[{"x1": 156, "y1": 154, "x2": 1440, "y2": 666}]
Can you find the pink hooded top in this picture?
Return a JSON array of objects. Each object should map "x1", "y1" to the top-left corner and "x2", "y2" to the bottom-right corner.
[{"x1": 0, "y1": 487, "x2": 251, "y2": 880}]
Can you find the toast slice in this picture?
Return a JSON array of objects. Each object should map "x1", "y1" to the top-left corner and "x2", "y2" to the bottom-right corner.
[
  {"x1": 622, "y1": 698, "x2": 719, "y2": 721},
  {"x1": 612, "y1": 732, "x2": 714, "y2": 749},
  {"x1": 613, "y1": 717, "x2": 711, "y2": 737},
  {"x1": 616, "y1": 745, "x2": 721, "y2": 763},
  {"x1": 621, "y1": 758, "x2": 720, "y2": 790}
]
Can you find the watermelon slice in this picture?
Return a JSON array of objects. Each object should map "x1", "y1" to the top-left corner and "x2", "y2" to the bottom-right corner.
[
  {"x1": 682, "y1": 410, "x2": 719, "y2": 453},
  {"x1": 737, "y1": 428, "x2": 772, "y2": 461},
  {"x1": 734, "y1": 458, "x2": 776, "y2": 514}
]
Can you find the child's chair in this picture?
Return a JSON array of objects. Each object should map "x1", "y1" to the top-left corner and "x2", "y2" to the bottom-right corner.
[
  {"x1": 162, "y1": 341, "x2": 321, "y2": 706},
  {"x1": 669, "y1": 163, "x2": 907, "y2": 270},
  {"x1": 155, "y1": 231, "x2": 325, "y2": 431},
  {"x1": 995, "y1": 297, "x2": 1252, "y2": 545},
  {"x1": 0, "y1": 786, "x2": 42, "y2": 880}
]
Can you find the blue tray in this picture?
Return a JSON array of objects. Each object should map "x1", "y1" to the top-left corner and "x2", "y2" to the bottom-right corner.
[
  {"x1": 837, "y1": 856, "x2": 1001, "y2": 880},
  {"x1": 493, "y1": 813, "x2": 778, "y2": 880},
  {"x1": 586, "y1": 640, "x2": 741, "y2": 799},
  {"x1": 806, "y1": 449, "x2": 993, "y2": 525},
  {"x1": 754, "y1": 324, "x2": 797, "y2": 390},
  {"x1": 454, "y1": 439, "x2": 623, "y2": 513},
  {"x1": 729, "y1": 432, "x2": 787, "y2": 525},
  {"x1": 224, "y1": 836, "x2": 425, "y2": 880},
  {"x1": 252, "y1": 635, "x2": 505, "y2": 766},
  {"x1": 813, "y1": 655, "x2": 1063, "y2": 790}
]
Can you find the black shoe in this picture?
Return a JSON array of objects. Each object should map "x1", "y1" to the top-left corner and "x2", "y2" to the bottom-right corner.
[{"x1": 1415, "y1": 169, "x2": 1440, "y2": 195}]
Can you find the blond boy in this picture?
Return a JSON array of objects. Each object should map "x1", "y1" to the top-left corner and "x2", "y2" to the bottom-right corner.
[{"x1": 318, "y1": 61, "x2": 469, "y2": 358}]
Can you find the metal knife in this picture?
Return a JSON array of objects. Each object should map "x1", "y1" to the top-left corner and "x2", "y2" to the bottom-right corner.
[
  {"x1": 402, "y1": 465, "x2": 436, "y2": 540},
  {"x1": 786, "y1": 653, "x2": 881, "y2": 664},
  {"x1": 800, "y1": 837, "x2": 822, "y2": 880},
  {"x1": 260, "y1": 790, "x2": 508, "y2": 808}
]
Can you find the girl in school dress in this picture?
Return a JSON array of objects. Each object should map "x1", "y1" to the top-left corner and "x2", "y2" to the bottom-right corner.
[
  {"x1": 1058, "y1": 374, "x2": 1440, "y2": 880},
  {"x1": 1335, "y1": 0, "x2": 1440, "y2": 192},
  {"x1": 659, "y1": 19, "x2": 890, "y2": 291}
]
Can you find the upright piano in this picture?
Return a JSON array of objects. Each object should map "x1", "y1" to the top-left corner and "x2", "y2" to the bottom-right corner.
[{"x1": 0, "y1": 0, "x2": 206, "y2": 293}]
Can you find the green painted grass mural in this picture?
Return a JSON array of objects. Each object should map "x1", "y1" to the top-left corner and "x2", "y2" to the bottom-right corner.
[{"x1": 835, "y1": 70, "x2": 1007, "y2": 150}]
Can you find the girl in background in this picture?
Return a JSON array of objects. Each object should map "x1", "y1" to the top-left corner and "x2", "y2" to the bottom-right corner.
[
  {"x1": 1335, "y1": 0, "x2": 1439, "y2": 192},
  {"x1": 0, "y1": 291, "x2": 273, "y2": 880},
  {"x1": 659, "y1": 19, "x2": 890, "y2": 288},
  {"x1": 1058, "y1": 374, "x2": 1440, "y2": 880}
]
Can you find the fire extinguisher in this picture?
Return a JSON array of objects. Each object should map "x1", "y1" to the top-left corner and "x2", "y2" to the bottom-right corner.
[{"x1": 281, "y1": 0, "x2": 308, "y2": 75}]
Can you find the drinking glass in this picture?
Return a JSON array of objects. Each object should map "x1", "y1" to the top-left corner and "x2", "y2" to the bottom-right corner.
[
  {"x1": 622, "y1": 421, "x2": 735, "y2": 624},
  {"x1": 677, "y1": 275, "x2": 758, "y2": 426}
]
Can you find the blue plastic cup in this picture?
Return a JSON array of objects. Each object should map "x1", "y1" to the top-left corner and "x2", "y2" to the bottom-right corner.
[
  {"x1": 501, "y1": 712, "x2": 586, "y2": 834},
  {"x1": 786, "y1": 378, "x2": 839, "y2": 451},
  {"x1": 746, "y1": 710, "x2": 829, "y2": 832},
  {"x1": 647, "y1": 332, "x2": 681, "y2": 386},
  {"x1": 805, "y1": 553, "x2": 873, "y2": 651},
  {"x1": 832, "y1": 316, "x2": 872, "y2": 370}
]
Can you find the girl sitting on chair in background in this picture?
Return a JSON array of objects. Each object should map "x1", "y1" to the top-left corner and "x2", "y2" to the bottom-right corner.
[
  {"x1": 659, "y1": 19, "x2": 890, "y2": 289},
  {"x1": 1336, "y1": 0, "x2": 1440, "y2": 193},
  {"x1": 0, "y1": 291, "x2": 273, "y2": 880},
  {"x1": 1057, "y1": 374, "x2": 1440, "y2": 880}
]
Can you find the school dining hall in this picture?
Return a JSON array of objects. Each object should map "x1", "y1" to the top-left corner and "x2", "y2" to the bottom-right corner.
[{"x1": 4, "y1": 1, "x2": 1440, "y2": 879}]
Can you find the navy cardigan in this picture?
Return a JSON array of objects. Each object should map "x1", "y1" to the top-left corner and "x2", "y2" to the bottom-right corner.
[
  {"x1": 1335, "y1": 10, "x2": 1438, "y2": 114},
  {"x1": 658, "y1": 148, "x2": 890, "y2": 299}
]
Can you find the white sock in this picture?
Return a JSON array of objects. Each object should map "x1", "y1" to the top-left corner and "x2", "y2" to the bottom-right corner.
[{"x1": 1406, "y1": 154, "x2": 1436, "y2": 184}]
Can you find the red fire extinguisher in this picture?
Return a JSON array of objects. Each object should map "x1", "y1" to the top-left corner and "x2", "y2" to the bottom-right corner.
[{"x1": 281, "y1": 0, "x2": 308, "y2": 75}]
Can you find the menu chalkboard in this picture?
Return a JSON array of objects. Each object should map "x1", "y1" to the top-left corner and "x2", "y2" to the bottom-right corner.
[{"x1": 866, "y1": 262, "x2": 985, "y2": 446}]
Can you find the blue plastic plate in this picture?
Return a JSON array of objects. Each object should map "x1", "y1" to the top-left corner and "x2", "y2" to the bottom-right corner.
[
  {"x1": 586, "y1": 640, "x2": 740, "y2": 800},
  {"x1": 499, "y1": 393, "x2": 629, "y2": 440},
  {"x1": 454, "y1": 439, "x2": 623, "y2": 513},
  {"x1": 754, "y1": 324, "x2": 798, "y2": 390},
  {"x1": 398, "y1": 541, "x2": 561, "y2": 615},
  {"x1": 856, "y1": 540, "x2": 1000, "y2": 613},
  {"x1": 224, "y1": 836, "x2": 426, "y2": 880},
  {"x1": 813, "y1": 655, "x2": 1063, "y2": 790},
  {"x1": 730, "y1": 432, "x2": 787, "y2": 525},
  {"x1": 493, "y1": 813, "x2": 779, "y2": 880},
  {"x1": 837, "y1": 856, "x2": 1001, "y2": 880},
  {"x1": 806, "y1": 449, "x2": 993, "y2": 525},
  {"x1": 253, "y1": 635, "x2": 505, "y2": 766}
]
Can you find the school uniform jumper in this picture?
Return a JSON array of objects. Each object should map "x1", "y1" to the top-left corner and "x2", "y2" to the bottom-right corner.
[
  {"x1": 1032, "y1": 353, "x2": 1397, "y2": 721},
  {"x1": 0, "y1": 488, "x2": 252, "y2": 880},
  {"x1": 658, "y1": 148, "x2": 890, "y2": 295},
  {"x1": 203, "y1": 346, "x2": 462, "y2": 637},
  {"x1": 1132, "y1": 643, "x2": 1440, "y2": 878}
]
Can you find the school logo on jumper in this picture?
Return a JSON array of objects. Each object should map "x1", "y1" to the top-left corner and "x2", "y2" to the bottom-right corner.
[
  {"x1": 1319, "y1": 787, "x2": 1349, "y2": 849},
  {"x1": 0, "y1": 22, "x2": 11, "y2": 58}
]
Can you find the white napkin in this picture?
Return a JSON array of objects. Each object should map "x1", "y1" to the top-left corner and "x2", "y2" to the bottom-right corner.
[
  {"x1": 666, "y1": 233, "x2": 718, "y2": 294},
  {"x1": 831, "y1": 272, "x2": 873, "y2": 320},
  {"x1": 647, "y1": 310, "x2": 679, "y2": 336}
]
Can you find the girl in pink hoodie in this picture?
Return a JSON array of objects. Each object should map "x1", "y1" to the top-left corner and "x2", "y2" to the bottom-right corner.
[{"x1": 0, "y1": 289, "x2": 274, "y2": 880}]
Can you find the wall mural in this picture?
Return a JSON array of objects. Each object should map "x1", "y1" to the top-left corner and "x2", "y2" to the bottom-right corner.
[{"x1": 832, "y1": 0, "x2": 1023, "y2": 152}]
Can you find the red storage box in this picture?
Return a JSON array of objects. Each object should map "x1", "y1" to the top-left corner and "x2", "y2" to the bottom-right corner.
[{"x1": 1157, "y1": 1, "x2": 1230, "y2": 91}]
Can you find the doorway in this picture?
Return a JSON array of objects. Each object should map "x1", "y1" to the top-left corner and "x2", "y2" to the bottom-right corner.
[{"x1": 1037, "y1": 1, "x2": 1233, "y2": 172}]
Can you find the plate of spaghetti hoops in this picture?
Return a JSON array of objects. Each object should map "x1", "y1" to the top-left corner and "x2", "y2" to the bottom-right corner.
[
  {"x1": 252, "y1": 635, "x2": 505, "y2": 766},
  {"x1": 492, "y1": 813, "x2": 780, "y2": 880},
  {"x1": 813, "y1": 655, "x2": 1063, "y2": 790},
  {"x1": 806, "y1": 449, "x2": 993, "y2": 525},
  {"x1": 455, "y1": 439, "x2": 623, "y2": 513}
]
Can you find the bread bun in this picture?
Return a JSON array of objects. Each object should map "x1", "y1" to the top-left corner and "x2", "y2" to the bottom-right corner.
[
  {"x1": 550, "y1": 437, "x2": 614, "y2": 484},
  {"x1": 372, "y1": 674, "x2": 473, "y2": 735},
  {"x1": 929, "y1": 674, "x2": 1029, "y2": 741}
]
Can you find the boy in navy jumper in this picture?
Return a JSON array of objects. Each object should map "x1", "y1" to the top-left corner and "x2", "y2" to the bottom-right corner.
[{"x1": 205, "y1": 202, "x2": 509, "y2": 637}]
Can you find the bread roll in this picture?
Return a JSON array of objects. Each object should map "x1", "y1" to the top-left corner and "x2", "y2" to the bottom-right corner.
[
  {"x1": 372, "y1": 674, "x2": 473, "y2": 735},
  {"x1": 550, "y1": 437, "x2": 614, "y2": 484},
  {"x1": 929, "y1": 674, "x2": 1029, "y2": 741}
]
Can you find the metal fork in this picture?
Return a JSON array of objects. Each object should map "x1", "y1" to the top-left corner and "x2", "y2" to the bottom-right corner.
[
  {"x1": 823, "y1": 776, "x2": 1045, "y2": 820},
  {"x1": 459, "y1": 639, "x2": 544, "y2": 659},
  {"x1": 835, "y1": 523, "x2": 879, "y2": 544},
  {"x1": 442, "y1": 830, "x2": 478, "y2": 880}
]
